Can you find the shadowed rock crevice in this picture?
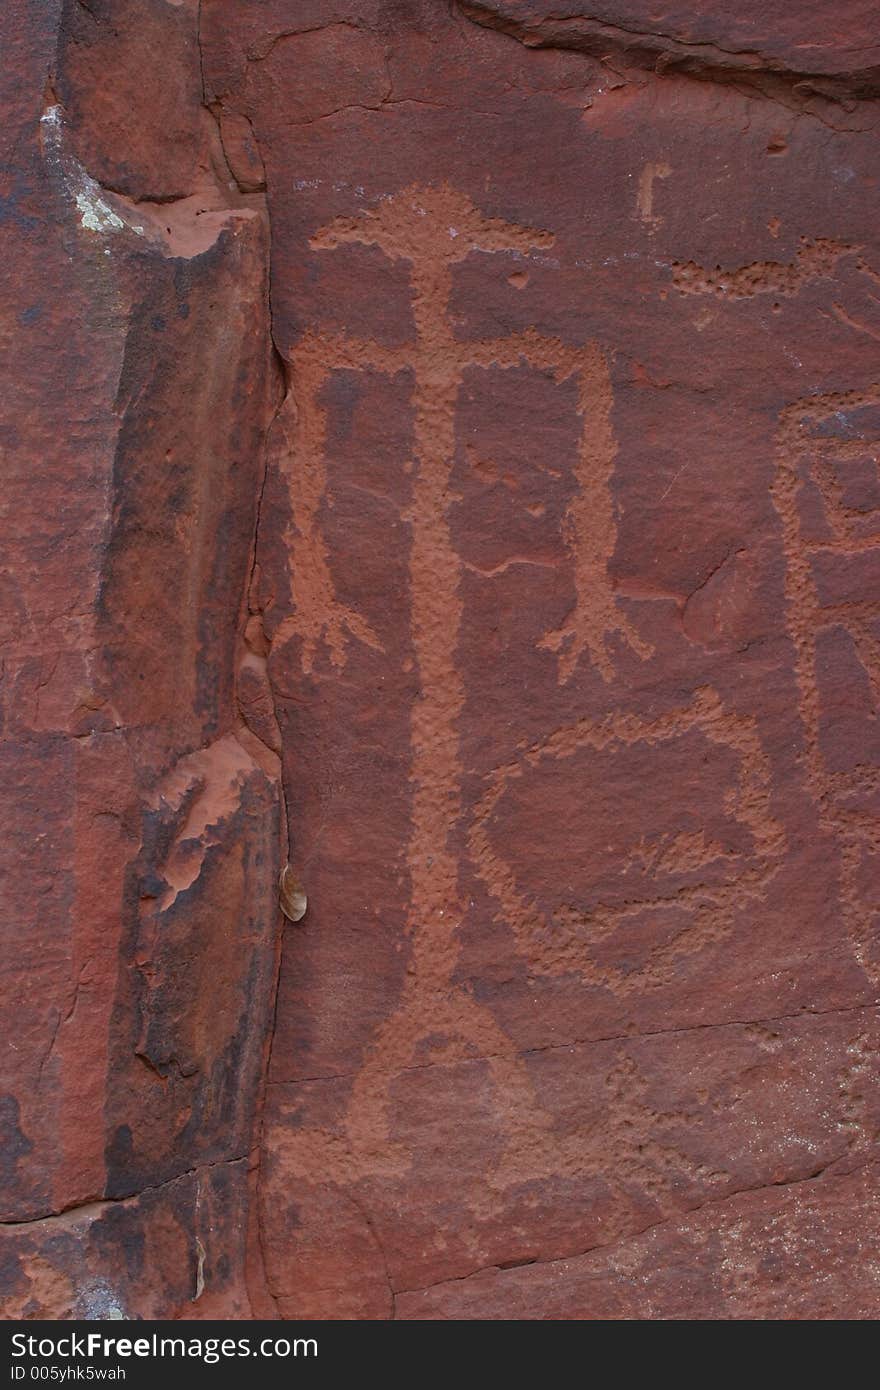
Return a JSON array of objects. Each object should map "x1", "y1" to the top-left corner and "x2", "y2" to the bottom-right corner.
[
  {"x1": 0, "y1": 0, "x2": 287, "y2": 1319},
  {"x1": 456, "y1": 0, "x2": 880, "y2": 105}
]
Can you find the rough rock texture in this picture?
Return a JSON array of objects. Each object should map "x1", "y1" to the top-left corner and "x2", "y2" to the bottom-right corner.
[
  {"x1": 1, "y1": 0, "x2": 282, "y2": 1319},
  {"x1": 3, "y1": 0, "x2": 880, "y2": 1320}
]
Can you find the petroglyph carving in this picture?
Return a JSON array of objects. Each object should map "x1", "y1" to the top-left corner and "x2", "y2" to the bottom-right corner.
[
  {"x1": 536, "y1": 343, "x2": 653, "y2": 682},
  {"x1": 277, "y1": 184, "x2": 649, "y2": 685},
  {"x1": 637, "y1": 161, "x2": 671, "y2": 233},
  {"x1": 470, "y1": 687, "x2": 786, "y2": 994},
  {"x1": 271, "y1": 372, "x2": 385, "y2": 675},
  {"x1": 669, "y1": 229, "x2": 880, "y2": 987},
  {"x1": 772, "y1": 383, "x2": 880, "y2": 985},
  {"x1": 672, "y1": 237, "x2": 857, "y2": 300},
  {"x1": 274, "y1": 188, "x2": 779, "y2": 1204}
]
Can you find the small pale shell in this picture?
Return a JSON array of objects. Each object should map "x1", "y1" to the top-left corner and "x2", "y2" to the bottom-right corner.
[{"x1": 279, "y1": 863, "x2": 307, "y2": 923}]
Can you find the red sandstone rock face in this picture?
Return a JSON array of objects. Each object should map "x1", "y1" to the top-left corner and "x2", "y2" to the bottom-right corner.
[
  {"x1": 1, "y1": 0, "x2": 281, "y2": 1319},
  {"x1": 460, "y1": 1, "x2": 880, "y2": 89},
  {"x1": 3, "y1": 0, "x2": 880, "y2": 1320},
  {"x1": 201, "y1": 0, "x2": 880, "y2": 1319}
]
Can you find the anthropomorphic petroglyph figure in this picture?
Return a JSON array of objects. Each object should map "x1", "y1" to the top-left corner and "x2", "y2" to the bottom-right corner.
[
  {"x1": 274, "y1": 186, "x2": 782, "y2": 1200},
  {"x1": 676, "y1": 242, "x2": 880, "y2": 985},
  {"x1": 276, "y1": 189, "x2": 645, "y2": 1148},
  {"x1": 773, "y1": 385, "x2": 880, "y2": 986},
  {"x1": 275, "y1": 184, "x2": 649, "y2": 683}
]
